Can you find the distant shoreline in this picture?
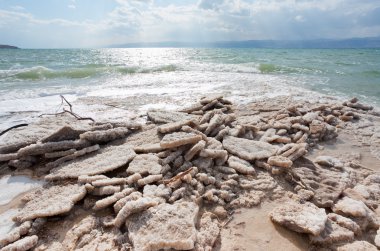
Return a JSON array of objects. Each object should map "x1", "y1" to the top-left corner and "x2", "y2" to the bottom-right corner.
[{"x1": 0, "y1": 45, "x2": 19, "y2": 49}]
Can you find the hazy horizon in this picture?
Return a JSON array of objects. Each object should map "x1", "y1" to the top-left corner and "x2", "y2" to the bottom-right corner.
[{"x1": 1, "y1": 0, "x2": 380, "y2": 48}]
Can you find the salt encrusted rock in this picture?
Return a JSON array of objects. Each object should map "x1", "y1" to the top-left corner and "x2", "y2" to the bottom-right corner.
[
  {"x1": 41, "y1": 126, "x2": 82, "y2": 143},
  {"x1": 147, "y1": 110, "x2": 195, "y2": 124},
  {"x1": 211, "y1": 206, "x2": 228, "y2": 219},
  {"x1": 1, "y1": 235, "x2": 38, "y2": 251},
  {"x1": 46, "y1": 144, "x2": 100, "y2": 168},
  {"x1": 126, "y1": 202, "x2": 199, "y2": 251},
  {"x1": 169, "y1": 187, "x2": 187, "y2": 203},
  {"x1": 213, "y1": 165, "x2": 236, "y2": 174},
  {"x1": 62, "y1": 216, "x2": 97, "y2": 250},
  {"x1": 143, "y1": 184, "x2": 172, "y2": 200},
  {"x1": 44, "y1": 149, "x2": 76, "y2": 158},
  {"x1": 370, "y1": 132, "x2": 380, "y2": 161},
  {"x1": 91, "y1": 177, "x2": 127, "y2": 187},
  {"x1": 29, "y1": 218, "x2": 47, "y2": 236},
  {"x1": 199, "y1": 149, "x2": 228, "y2": 159},
  {"x1": 196, "y1": 173, "x2": 216, "y2": 185},
  {"x1": 206, "y1": 137, "x2": 223, "y2": 150},
  {"x1": 297, "y1": 189, "x2": 314, "y2": 201},
  {"x1": 337, "y1": 241, "x2": 378, "y2": 251},
  {"x1": 200, "y1": 95, "x2": 223, "y2": 105},
  {"x1": 204, "y1": 114, "x2": 224, "y2": 135},
  {"x1": 309, "y1": 218, "x2": 355, "y2": 245},
  {"x1": 61, "y1": 215, "x2": 124, "y2": 250},
  {"x1": 227, "y1": 156, "x2": 256, "y2": 175},
  {"x1": 315, "y1": 156, "x2": 344, "y2": 168},
  {"x1": 194, "y1": 213, "x2": 220, "y2": 251},
  {"x1": 17, "y1": 139, "x2": 90, "y2": 157},
  {"x1": 14, "y1": 184, "x2": 86, "y2": 223},
  {"x1": 125, "y1": 126, "x2": 161, "y2": 147},
  {"x1": 180, "y1": 102, "x2": 203, "y2": 113},
  {"x1": 269, "y1": 201, "x2": 328, "y2": 235},
  {"x1": 68, "y1": 228, "x2": 123, "y2": 250},
  {"x1": 127, "y1": 154, "x2": 163, "y2": 175},
  {"x1": 45, "y1": 144, "x2": 136, "y2": 180},
  {"x1": 344, "y1": 181, "x2": 380, "y2": 214},
  {"x1": 230, "y1": 190, "x2": 264, "y2": 208},
  {"x1": 192, "y1": 157, "x2": 213, "y2": 170},
  {"x1": 0, "y1": 153, "x2": 18, "y2": 162},
  {"x1": 240, "y1": 172, "x2": 277, "y2": 191},
  {"x1": 114, "y1": 191, "x2": 143, "y2": 213},
  {"x1": 375, "y1": 228, "x2": 380, "y2": 248},
  {"x1": 267, "y1": 156, "x2": 293, "y2": 168},
  {"x1": 93, "y1": 188, "x2": 135, "y2": 210},
  {"x1": 160, "y1": 132, "x2": 202, "y2": 149},
  {"x1": 181, "y1": 125, "x2": 208, "y2": 141},
  {"x1": 126, "y1": 173, "x2": 143, "y2": 185},
  {"x1": 113, "y1": 197, "x2": 159, "y2": 228},
  {"x1": 134, "y1": 143, "x2": 163, "y2": 153},
  {"x1": 158, "y1": 120, "x2": 195, "y2": 134},
  {"x1": 223, "y1": 136, "x2": 278, "y2": 161},
  {"x1": 343, "y1": 99, "x2": 373, "y2": 111},
  {"x1": 91, "y1": 185, "x2": 121, "y2": 196},
  {"x1": 78, "y1": 174, "x2": 108, "y2": 183},
  {"x1": 79, "y1": 127, "x2": 130, "y2": 143},
  {"x1": 8, "y1": 158, "x2": 35, "y2": 169},
  {"x1": 328, "y1": 213, "x2": 361, "y2": 235},
  {"x1": 162, "y1": 148, "x2": 186, "y2": 165},
  {"x1": 333, "y1": 197, "x2": 371, "y2": 218},
  {"x1": 292, "y1": 157, "x2": 351, "y2": 207},
  {"x1": 137, "y1": 174, "x2": 163, "y2": 187},
  {"x1": 0, "y1": 115, "x2": 92, "y2": 154},
  {"x1": 0, "y1": 221, "x2": 31, "y2": 248},
  {"x1": 303, "y1": 112, "x2": 320, "y2": 124}
]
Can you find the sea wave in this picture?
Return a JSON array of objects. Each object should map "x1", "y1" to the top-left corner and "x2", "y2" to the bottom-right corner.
[{"x1": 0, "y1": 64, "x2": 179, "y2": 81}]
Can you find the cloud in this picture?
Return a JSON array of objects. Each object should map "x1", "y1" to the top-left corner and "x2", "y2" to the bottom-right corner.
[
  {"x1": 1, "y1": 0, "x2": 380, "y2": 48},
  {"x1": 68, "y1": 4, "x2": 76, "y2": 9},
  {"x1": 10, "y1": 5, "x2": 25, "y2": 11}
]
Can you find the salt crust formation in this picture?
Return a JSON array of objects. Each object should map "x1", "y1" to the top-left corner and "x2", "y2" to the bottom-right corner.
[
  {"x1": 1, "y1": 235, "x2": 38, "y2": 251},
  {"x1": 1, "y1": 95, "x2": 379, "y2": 250},
  {"x1": 223, "y1": 136, "x2": 278, "y2": 161},
  {"x1": 45, "y1": 144, "x2": 136, "y2": 180},
  {"x1": 13, "y1": 184, "x2": 86, "y2": 223},
  {"x1": 160, "y1": 132, "x2": 202, "y2": 148},
  {"x1": 337, "y1": 241, "x2": 378, "y2": 251},
  {"x1": 269, "y1": 201, "x2": 328, "y2": 235},
  {"x1": 291, "y1": 157, "x2": 351, "y2": 207},
  {"x1": 126, "y1": 202, "x2": 198, "y2": 251},
  {"x1": 127, "y1": 154, "x2": 163, "y2": 175}
]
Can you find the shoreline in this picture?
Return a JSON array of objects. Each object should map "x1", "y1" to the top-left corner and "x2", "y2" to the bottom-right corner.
[{"x1": 0, "y1": 93, "x2": 379, "y2": 250}]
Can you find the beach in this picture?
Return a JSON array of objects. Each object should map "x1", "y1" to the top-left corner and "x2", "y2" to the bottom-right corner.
[{"x1": 0, "y1": 48, "x2": 380, "y2": 250}]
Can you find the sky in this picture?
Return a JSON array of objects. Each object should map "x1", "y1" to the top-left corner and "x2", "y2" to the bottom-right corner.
[{"x1": 0, "y1": 0, "x2": 380, "y2": 48}]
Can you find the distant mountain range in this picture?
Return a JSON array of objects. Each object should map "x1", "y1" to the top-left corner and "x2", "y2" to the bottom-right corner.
[
  {"x1": 109, "y1": 37, "x2": 380, "y2": 49},
  {"x1": 0, "y1": 44, "x2": 19, "y2": 49}
]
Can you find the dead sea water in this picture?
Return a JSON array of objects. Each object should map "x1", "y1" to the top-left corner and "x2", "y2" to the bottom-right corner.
[{"x1": 0, "y1": 48, "x2": 379, "y2": 131}]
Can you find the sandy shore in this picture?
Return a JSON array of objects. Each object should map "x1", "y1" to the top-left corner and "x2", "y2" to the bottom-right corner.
[{"x1": 0, "y1": 93, "x2": 379, "y2": 250}]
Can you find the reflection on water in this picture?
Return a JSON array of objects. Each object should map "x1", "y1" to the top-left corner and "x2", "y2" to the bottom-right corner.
[
  {"x1": 0, "y1": 208, "x2": 19, "y2": 236},
  {"x1": 0, "y1": 175, "x2": 44, "y2": 205}
]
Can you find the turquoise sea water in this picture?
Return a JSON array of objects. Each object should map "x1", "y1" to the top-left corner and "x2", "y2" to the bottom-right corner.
[{"x1": 0, "y1": 48, "x2": 379, "y2": 112}]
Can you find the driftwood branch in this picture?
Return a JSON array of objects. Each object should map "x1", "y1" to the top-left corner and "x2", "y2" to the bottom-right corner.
[
  {"x1": 0, "y1": 123, "x2": 28, "y2": 136},
  {"x1": 38, "y1": 95, "x2": 95, "y2": 122}
]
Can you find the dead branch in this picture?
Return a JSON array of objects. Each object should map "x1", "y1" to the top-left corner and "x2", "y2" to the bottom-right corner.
[
  {"x1": 161, "y1": 167, "x2": 194, "y2": 185},
  {"x1": 0, "y1": 123, "x2": 28, "y2": 136},
  {"x1": 38, "y1": 95, "x2": 94, "y2": 122}
]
